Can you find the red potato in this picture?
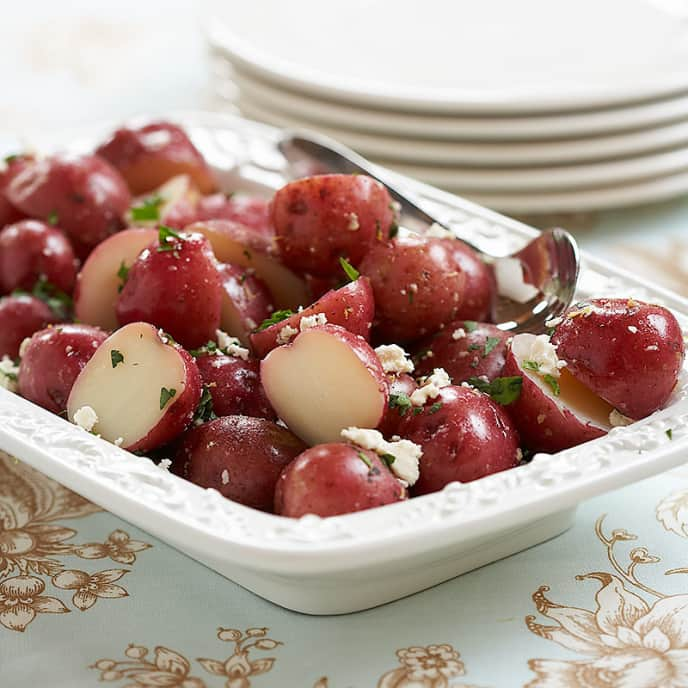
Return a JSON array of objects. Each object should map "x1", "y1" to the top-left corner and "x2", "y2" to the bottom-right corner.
[
  {"x1": 0, "y1": 295, "x2": 58, "y2": 358},
  {"x1": 0, "y1": 155, "x2": 31, "y2": 227},
  {"x1": 378, "y1": 372, "x2": 418, "y2": 437},
  {"x1": 502, "y1": 333, "x2": 611, "y2": 453},
  {"x1": 127, "y1": 174, "x2": 200, "y2": 230},
  {"x1": 271, "y1": 174, "x2": 395, "y2": 276},
  {"x1": 358, "y1": 234, "x2": 470, "y2": 342},
  {"x1": 195, "y1": 353, "x2": 275, "y2": 420},
  {"x1": 116, "y1": 230, "x2": 222, "y2": 349},
  {"x1": 274, "y1": 443, "x2": 407, "y2": 518},
  {"x1": 6, "y1": 154, "x2": 131, "y2": 255},
  {"x1": 73, "y1": 227, "x2": 158, "y2": 330},
  {"x1": 18, "y1": 324, "x2": 108, "y2": 414},
  {"x1": 0, "y1": 220, "x2": 78, "y2": 295},
  {"x1": 305, "y1": 273, "x2": 340, "y2": 301},
  {"x1": 67, "y1": 322, "x2": 201, "y2": 451},
  {"x1": 189, "y1": 219, "x2": 310, "y2": 310},
  {"x1": 173, "y1": 416, "x2": 305, "y2": 511},
  {"x1": 399, "y1": 385, "x2": 521, "y2": 494},
  {"x1": 95, "y1": 121, "x2": 216, "y2": 195},
  {"x1": 250, "y1": 277, "x2": 374, "y2": 358},
  {"x1": 449, "y1": 241, "x2": 495, "y2": 321},
  {"x1": 552, "y1": 298, "x2": 685, "y2": 420},
  {"x1": 414, "y1": 322, "x2": 510, "y2": 382},
  {"x1": 261, "y1": 324, "x2": 388, "y2": 445},
  {"x1": 195, "y1": 193, "x2": 272, "y2": 235},
  {"x1": 218, "y1": 263, "x2": 274, "y2": 346}
]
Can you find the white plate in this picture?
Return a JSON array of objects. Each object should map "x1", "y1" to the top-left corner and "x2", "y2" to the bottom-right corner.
[
  {"x1": 205, "y1": 0, "x2": 688, "y2": 113},
  {"x1": 226, "y1": 65, "x2": 688, "y2": 143},
  {"x1": 2, "y1": 112, "x2": 688, "y2": 615}
]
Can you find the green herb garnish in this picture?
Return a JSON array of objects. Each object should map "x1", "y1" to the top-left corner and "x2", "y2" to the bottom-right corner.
[
  {"x1": 388, "y1": 222, "x2": 399, "y2": 239},
  {"x1": 159, "y1": 387, "x2": 177, "y2": 409},
  {"x1": 429, "y1": 402, "x2": 443, "y2": 414},
  {"x1": 47, "y1": 211, "x2": 59, "y2": 226},
  {"x1": 339, "y1": 256, "x2": 360, "y2": 283},
  {"x1": 255, "y1": 309, "x2": 295, "y2": 332},
  {"x1": 463, "y1": 320, "x2": 478, "y2": 333},
  {"x1": 413, "y1": 406, "x2": 424, "y2": 415},
  {"x1": 484, "y1": 337, "x2": 500, "y2": 357},
  {"x1": 522, "y1": 360, "x2": 540, "y2": 372},
  {"x1": 188, "y1": 340, "x2": 221, "y2": 358},
  {"x1": 3, "y1": 153, "x2": 20, "y2": 165},
  {"x1": 389, "y1": 392, "x2": 413, "y2": 417},
  {"x1": 467, "y1": 344, "x2": 481, "y2": 351},
  {"x1": 156, "y1": 225, "x2": 182, "y2": 252},
  {"x1": 380, "y1": 453, "x2": 396, "y2": 467},
  {"x1": 467, "y1": 376, "x2": 523, "y2": 405},
  {"x1": 110, "y1": 350, "x2": 124, "y2": 368},
  {"x1": 27, "y1": 275, "x2": 72, "y2": 320},
  {"x1": 131, "y1": 195, "x2": 163, "y2": 222},
  {"x1": 193, "y1": 386, "x2": 217, "y2": 425},
  {"x1": 543, "y1": 374, "x2": 560, "y2": 396},
  {"x1": 666, "y1": 428, "x2": 673, "y2": 440},
  {"x1": 116, "y1": 261, "x2": 130, "y2": 293},
  {"x1": 243, "y1": 248, "x2": 252, "y2": 261},
  {"x1": 357, "y1": 450, "x2": 372, "y2": 469}
]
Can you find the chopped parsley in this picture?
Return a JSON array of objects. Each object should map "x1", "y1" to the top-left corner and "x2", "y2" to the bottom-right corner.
[
  {"x1": 463, "y1": 320, "x2": 478, "y2": 333},
  {"x1": 339, "y1": 257, "x2": 360, "y2": 282},
  {"x1": 255, "y1": 309, "x2": 295, "y2": 332},
  {"x1": 24, "y1": 275, "x2": 73, "y2": 320},
  {"x1": 467, "y1": 344, "x2": 481, "y2": 351},
  {"x1": 159, "y1": 387, "x2": 177, "y2": 409},
  {"x1": 47, "y1": 211, "x2": 59, "y2": 226},
  {"x1": 388, "y1": 222, "x2": 399, "y2": 239},
  {"x1": 3, "y1": 153, "x2": 20, "y2": 165},
  {"x1": 243, "y1": 248, "x2": 252, "y2": 260},
  {"x1": 357, "y1": 450, "x2": 372, "y2": 469},
  {"x1": 666, "y1": 428, "x2": 673, "y2": 440},
  {"x1": 484, "y1": 336, "x2": 500, "y2": 357},
  {"x1": 407, "y1": 289, "x2": 414, "y2": 304},
  {"x1": 389, "y1": 392, "x2": 413, "y2": 417},
  {"x1": 116, "y1": 261, "x2": 129, "y2": 293},
  {"x1": 380, "y1": 453, "x2": 396, "y2": 467},
  {"x1": 468, "y1": 376, "x2": 523, "y2": 405},
  {"x1": 193, "y1": 386, "x2": 217, "y2": 425},
  {"x1": 429, "y1": 402, "x2": 443, "y2": 414},
  {"x1": 413, "y1": 406, "x2": 424, "y2": 415},
  {"x1": 189, "y1": 340, "x2": 219, "y2": 357},
  {"x1": 110, "y1": 349, "x2": 124, "y2": 368},
  {"x1": 130, "y1": 195, "x2": 163, "y2": 222},
  {"x1": 156, "y1": 225, "x2": 183, "y2": 252},
  {"x1": 543, "y1": 374, "x2": 560, "y2": 396},
  {"x1": 522, "y1": 360, "x2": 541, "y2": 372}
]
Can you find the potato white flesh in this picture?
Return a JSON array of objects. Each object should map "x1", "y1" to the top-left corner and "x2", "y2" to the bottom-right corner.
[
  {"x1": 261, "y1": 328, "x2": 386, "y2": 445},
  {"x1": 511, "y1": 333, "x2": 612, "y2": 430},
  {"x1": 67, "y1": 322, "x2": 187, "y2": 446},
  {"x1": 74, "y1": 228, "x2": 157, "y2": 330},
  {"x1": 220, "y1": 295, "x2": 249, "y2": 346}
]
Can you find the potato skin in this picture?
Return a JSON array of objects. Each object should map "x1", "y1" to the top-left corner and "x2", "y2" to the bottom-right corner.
[
  {"x1": 250, "y1": 277, "x2": 374, "y2": 358},
  {"x1": 95, "y1": 121, "x2": 216, "y2": 195},
  {"x1": 116, "y1": 231, "x2": 222, "y2": 349},
  {"x1": 378, "y1": 373, "x2": 418, "y2": 437},
  {"x1": 271, "y1": 174, "x2": 394, "y2": 275},
  {"x1": 195, "y1": 194, "x2": 272, "y2": 235},
  {"x1": 274, "y1": 443, "x2": 407, "y2": 518},
  {"x1": 358, "y1": 234, "x2": 468, "y2": 342},
  {"x1": 414, "y1": 322, "x2": 509, "y2": 382},
  {"x1": 448, "y1": 241, "x2": 495, "y2": 321},
  {"x1": 0, "y1": 155, "x2": 31, "y2": 227},
  {"x1": 195, "y1": 353, "x2": 276, "y2": 420},
  {"x1": 400, "y1": 385, "x2": 520, "y2": 494},
  {"x1": 6, "y1": 155, "x2": 131, "y2": 255},
  {"x1": 174, "y1": 416, "x2": 307, "y2": 512},
  {"x1": 0, "y1": 295, "x2": 57, "y2": 359},
  {"x1": 501, "y1": 346, "x2": 606, "y2": 453},
  {"x1": 0, "y1": 220, "x2": 78, "y2": 295},
  {"x1": 18, "y1": 324, "x2": 108, "y2": 413},
  {"x1": 552, "y1": 298, "x2": 685, "y2": 419}
]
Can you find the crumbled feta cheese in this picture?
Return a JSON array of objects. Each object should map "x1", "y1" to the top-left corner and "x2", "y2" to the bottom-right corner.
[
  {"x1": 375, "y1": 344, "x2": 414, "y2": 374},
  {"x1": 645, "y1": 345, "x2": 659, "y2": 351},
  {"x1": 341, "y1": 427, "x2": 422, "y2": 485},
  {"x1": 347, "y1": 213, "x2": 360, "y2": 231},
  {"x1": 452, "y1": 328, "x2": 466, "y2": 340},
  {"x1": 545, "y1": 316, "x2": 563, "y2": 329},
  {"x1": 494, "y1": 257, "x2": 539, "y2": 303},
  {"x1": 609, "y1": 409, "x2": 633, "y2": 427},
  {"x1": 628, "y1": 325, "x2": 638, "y2": 334},
  {"x1": 215, "y1": 330, "x2": 249, "y2": 360},
  {"x1": 276, "y1": 324, "x2": 298, "y2": 345},
  {"x1": 221, "y1": 469, "x2": 230, "y2": 485},
  {"x1": 157, "y1": 328, "x2": 169, "y2": 344},
  {"x1": 65, "y1": 345, "x2": 73, "y2": 354},
  {"x1": 425, "y1": 223, "x2": 454, "y2": 239},
  {"x1": 114, "y1": 437, "x2": 124, "y2": 447},
  {"x1": 18, "y1": 337, "x2": 31, "y2": 359},
  {"x1": 410, "y1": 368, "x2": 451, "y2": 406},
  {"x1": 158, "y1": 459, "x2": 172, "y2": 471},
  {"x1": 299, "y1": 313, "x2": 328, "y2": 331},
  {"x1": 0, "y1": 356, "x2": 19, "y2": 392},
  {"x1": 522, "y1": 334, "x2": 566, "y2": 377},
  {"x1": 73, "y1": 406, "x2": 98, "y2": 432}
]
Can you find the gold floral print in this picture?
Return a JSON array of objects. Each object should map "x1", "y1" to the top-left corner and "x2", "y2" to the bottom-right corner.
[
  {"x1": 656, "y1": 489, "x2": 688, "y2": 538},
  {"x1": 0, "y1": 452, "x2": 151, "y2": 632},
  {"x1": 525, "y1": 514, "x2": 688, "y2": 688}
]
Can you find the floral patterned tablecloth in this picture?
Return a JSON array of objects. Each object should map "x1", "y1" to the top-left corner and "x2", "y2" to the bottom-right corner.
[{"x1": 3, "y1": 448, "x2": 688, "y2": 688}]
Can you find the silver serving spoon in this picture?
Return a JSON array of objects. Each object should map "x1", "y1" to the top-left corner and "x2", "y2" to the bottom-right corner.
[{"x1": 278, "y1": 132, "x2": 580, "y2": 334}]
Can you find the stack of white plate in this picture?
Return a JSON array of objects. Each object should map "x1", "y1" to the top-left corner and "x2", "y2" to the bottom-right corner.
[{"x1": 206, "y1": 0, "x2": 688, "y2": 214}]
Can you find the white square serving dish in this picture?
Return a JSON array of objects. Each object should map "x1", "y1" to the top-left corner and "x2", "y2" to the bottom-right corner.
[{"x1": 1, "y1": 112, "x2": 687, "y2": 615}]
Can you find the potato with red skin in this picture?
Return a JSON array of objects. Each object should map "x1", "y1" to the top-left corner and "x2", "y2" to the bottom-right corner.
[
  {"x1": 0, "y1": 220, "x2": 78, "y2": 295},
  {"x1": 250, "y1": 277, "x2": 374, "y2": 358},
  {"x1": 449, "y1": 241, "x2": 495, "y2": 321},
  {"x1": 18, "y1": 324, "x2": 108, "y2": 414},
  {"x1": 173, "y1": 416, "x2": 306, "y2": 512},
  {"x1": 195, "y1": 353, "x2": 275, "y2": 420},
  {"x1": 359, "y1": 234, "x2": 469, "y2": 342},
  {"x1": 274, "y1": 443, "x2": 407, "y2": 518},
  {"x1": 502, "y1": 333, "x2": 610, "y2": 453},
  {"x1": 195, "y1": 194, "x2": 272, "y2": 235},
  {"x1": 218, "y1": 263, "x2": 274, "y2": 346},
  {"x1": 0, "y1": 295, "x2": 58, "y2": 358},
  {"x1": 95, "y1": 121, "x2": 216, "y2": 195},
  {"x1": 6, "y1": 155, "x2": 131, "y2": 255},
  {"x1": 378, "y1": 373, "x2": 418, "y2": 437},
  {"x1": 271, "y1": 174, "x2": 395, "y2": 276},
  {"x1": 399, "y1": 385, "x2": 520, "y2": 494},
  {"x1": 128, "y1": 175, "x2": 200, "y2": 230},
  {"x1": 414, "y1": 322, "x2": 509, "y2": 382},
  {"x1": 116, "y1": 231, "x2": 222, "y2": 349},
  {"x1": 552, "y1": 298, "x2": 685, "y2": 420},
  {"x1": 0, "y1": 155, "x2": 31, "y2": 227}
]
